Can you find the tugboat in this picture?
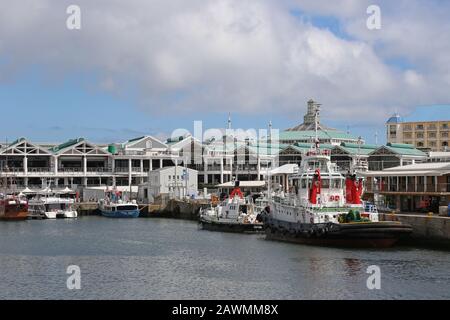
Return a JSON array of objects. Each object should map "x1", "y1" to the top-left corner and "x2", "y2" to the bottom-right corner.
[
  {"x1": 260, "y1": 113, "x2": 412, "y2": 248},
  {"x1": 0, "y1": 194, "x2": 28, "y2": 221},
  {"x1": 0, "y1": 169, "x2": 28, "y2": 221},
  {"x1": 199, "y1": 181, "x2": 263, "y2": 233}
]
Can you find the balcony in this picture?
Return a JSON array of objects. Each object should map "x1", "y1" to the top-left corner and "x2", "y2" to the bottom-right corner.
[
  {"x1": 366, "y1": 182, "x2": 450, "y2": 194},
  {"x1": 113, "y1": 167, "x2": 145, "y2": 173},
  {"x1": 27, "y1": 167, "x2": 53, "y2": 173}
]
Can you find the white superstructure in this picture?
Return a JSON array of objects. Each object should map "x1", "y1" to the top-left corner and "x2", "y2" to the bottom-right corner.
[{"x1": 28, "y1": 196, "x2": 77, "y2": 219}]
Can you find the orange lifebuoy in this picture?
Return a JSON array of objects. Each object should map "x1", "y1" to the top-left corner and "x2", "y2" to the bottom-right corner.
[{"x1": 335, "y1": 195, "x2": 340, "y2": 201}]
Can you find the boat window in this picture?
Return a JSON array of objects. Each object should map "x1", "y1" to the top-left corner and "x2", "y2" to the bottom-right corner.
[
  {"x1": 45, "y1": 203, "x2": 65, "y2": 211},
  {"x1": 301, "y1": 179, "x2": 307, "y2": 189},
  {"x1": 331, "y1": 179, "x2": 342, "y2": 189},
  {"x1": 117, "y1": 205, "x2": 138, "y2": 211}
]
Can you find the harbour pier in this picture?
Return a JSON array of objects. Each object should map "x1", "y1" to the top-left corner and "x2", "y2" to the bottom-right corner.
[
  {"x1": 381, "y1": 212, "x2": 450, "y2": 248},
  {"x1": 141, "y1": 198, "x2": 210, "y2": 220}
]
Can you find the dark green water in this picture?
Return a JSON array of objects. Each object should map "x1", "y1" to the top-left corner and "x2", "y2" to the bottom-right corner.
[{"x1": 0, "y1": 217, "x2": 449, "y2": 299}]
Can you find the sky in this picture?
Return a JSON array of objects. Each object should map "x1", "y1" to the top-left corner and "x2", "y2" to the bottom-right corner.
[{"x1": 0, "y1": 0, "x2": 450, "y2": 144}]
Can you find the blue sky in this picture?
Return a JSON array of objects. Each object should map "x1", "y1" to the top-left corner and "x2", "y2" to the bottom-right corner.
[
  {"x1": 0, "y1": 67, "x2": 385, "y2": 144},
  {"x1": 1, "y1": 0, "x2": 449, "y2": 145}
]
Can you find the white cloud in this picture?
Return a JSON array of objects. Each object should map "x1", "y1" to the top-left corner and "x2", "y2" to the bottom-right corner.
[{"x1": 0, "y1": 0, "x2": 449, "y2": 125}]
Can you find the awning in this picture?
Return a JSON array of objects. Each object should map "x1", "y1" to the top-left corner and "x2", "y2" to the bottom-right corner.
[
  {"x1": 269, "y1": 164, "x2": 298, "y2": 175},
  {"x1": 21, "y1": 187, "x2": 35, "y2": 194},
  {"x1": 216, "y1": 181, "x2": 266, "y2": 188}
]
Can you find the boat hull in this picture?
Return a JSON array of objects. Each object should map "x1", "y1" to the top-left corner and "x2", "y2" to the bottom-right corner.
[
  {"x1": 264, "y1": 218, "x2": 412, "y2": 248},
  {"x1": 44, "y1": 212, "x2": 57, "y2": 219},
  {"x1": 101, "y1": 210, "x2": 140, "y2": 218},
  {"x1": 63, "y1": 211, "x2": 78, "y2": 218},
  {"x1": 200, "y1": 219, "x2": 264, "y2": 234},
  {"x1": 0, "y1": 211, "x2": 28, "y2": 221}
]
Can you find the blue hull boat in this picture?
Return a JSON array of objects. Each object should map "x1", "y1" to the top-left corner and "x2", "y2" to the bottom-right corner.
[
  {"x1": 101, "y1": 209, "x2": 140, "y2": 218},
  {"x1": 99, "y1": 201, "x2": 140, "y2": 218}
]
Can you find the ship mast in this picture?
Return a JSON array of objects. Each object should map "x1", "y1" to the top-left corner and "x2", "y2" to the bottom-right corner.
[{"x1": 313, "y1": 101, "x2": 321, "y2": 150}]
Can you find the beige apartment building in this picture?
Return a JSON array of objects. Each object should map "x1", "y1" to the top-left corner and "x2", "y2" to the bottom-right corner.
[{"x1": 386, "y1": 106, "x2": 450, "y2": 152}]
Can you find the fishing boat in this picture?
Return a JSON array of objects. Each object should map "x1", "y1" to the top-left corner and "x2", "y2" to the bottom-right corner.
[
  {"x1": 260, "y1": 112, "x2": 412, "y2": 248},
  {"x1": 0, "y1": 194, "x2": 28, "y2": 221},
  {"x1": 99, "y1": 199, "x2": 140, "y2": 218},
  {"x1": 99, "y1": 188, "x2": 140, "y2": 218},
  {"x1": 199, "y1": 182, "x2": 263, "y2": 233},
  {"x1": 28, "y1": 196, "x2": 77, "y2": 219}
]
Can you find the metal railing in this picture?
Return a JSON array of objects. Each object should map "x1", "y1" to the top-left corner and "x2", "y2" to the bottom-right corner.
[{"x1": 366, "y1": 183, "x2": 450, "y2": 193}]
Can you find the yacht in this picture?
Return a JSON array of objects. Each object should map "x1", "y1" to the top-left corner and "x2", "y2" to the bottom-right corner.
[{"x1": 28, "y1": 196, "x2": 77, "y2": 219}]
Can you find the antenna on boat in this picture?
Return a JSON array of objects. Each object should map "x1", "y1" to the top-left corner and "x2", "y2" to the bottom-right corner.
[{"x1": 314, "y1": 102, "x2": 321, "y2": 150}]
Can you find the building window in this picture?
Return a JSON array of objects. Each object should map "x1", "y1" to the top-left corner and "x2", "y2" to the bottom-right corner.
[
  {"x1": 427, "y1": 124, "x2": 437, "y2": 130},
  {"x1": 389, "y1": 125, "x2": 397, "y2": 137},
  {"x1": 442, "y1": 132, "x2": 449, "y2": 138},
  {"x1": 430, "y1": 141, "x2": 436, "y2": 147},
  {"x1": 403, "y1": 125, "x2": 412, "y2": 131},
  {"x1": 416, "y1": 132, "x2": 424, "y2": 139},
  {"x1": 443, "y1": 142, "x2": 449, "y2": 147},
  {"x1": 417, "y1": 142, "x2": 424, "y2": 147},
  {"x1": 428, "y1": 132, "x2": 436, "y2": 138},
  {"x1": 442, "y1": 123, "x2": 449, "y2": 130},
  {"x1": 404, "y1": 133, "x2": 412, "y2": 139},
  {"x1": 416, "y1": 124, "x2": 424, "y2": 130}
]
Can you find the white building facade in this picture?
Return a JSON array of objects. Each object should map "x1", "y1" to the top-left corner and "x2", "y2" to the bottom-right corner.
[{"x1": 145, "y1": 166, "x2": 198, "y2": 202}]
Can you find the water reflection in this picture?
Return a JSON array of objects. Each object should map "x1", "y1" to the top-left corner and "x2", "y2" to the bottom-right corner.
[{"x1": 0, "y1": 217, "x2": 449, "y2": 299}]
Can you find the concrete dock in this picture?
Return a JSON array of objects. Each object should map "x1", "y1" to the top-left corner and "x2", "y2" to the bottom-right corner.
[
  {"x1": 74, "y1": 202, "x2": 100, "y2": 216},
  {"x1": 140, "y1": 199, "x2": 210, "y2": 220},
  {"x1": 381, "y1": 212, "x2": 450, "y2": 248}
]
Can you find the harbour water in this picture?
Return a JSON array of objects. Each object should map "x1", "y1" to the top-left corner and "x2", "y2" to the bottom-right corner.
[{"x1": 0, "y1": 217, "x2": 449, "y2": 300}]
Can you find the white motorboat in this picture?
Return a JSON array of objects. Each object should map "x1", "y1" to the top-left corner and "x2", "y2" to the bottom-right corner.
[{"x1": 28, "y1": 196, "x2": 77, "y2": 219}]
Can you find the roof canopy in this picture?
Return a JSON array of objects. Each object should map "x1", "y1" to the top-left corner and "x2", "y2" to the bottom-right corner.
[{"x1": 216, "y1": 181, "x2": 266, "y2": 188}]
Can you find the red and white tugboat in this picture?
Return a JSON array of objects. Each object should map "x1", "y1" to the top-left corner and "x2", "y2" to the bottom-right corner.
[{"x1": 261, "y1": 113, "x2": 412, "y2": 248}]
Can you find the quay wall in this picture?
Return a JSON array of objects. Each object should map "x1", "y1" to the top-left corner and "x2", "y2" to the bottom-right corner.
[
  {"x1": 74, "y1": 202, "x2": 100, "y2": 216},
  {"x1": 381, "y1": 213, "x2": 450, "y2": 247},
  {"x1": 141, "y1": 199, "x2": 210, "y2": 220}
]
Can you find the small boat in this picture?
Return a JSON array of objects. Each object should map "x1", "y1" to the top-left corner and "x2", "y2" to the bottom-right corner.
[
  {"x1": 199, "y1": 182, "x2": 263, "y2": 233},
  {"x1": 0, "y1": 194, "x2": 28, "y2": 221},
  {"x1": 99, "y1": 200, "x2": 140, "y2": 218},
  {"x1": 28, "y1": 196, "x2": 78, "y2": 219}
]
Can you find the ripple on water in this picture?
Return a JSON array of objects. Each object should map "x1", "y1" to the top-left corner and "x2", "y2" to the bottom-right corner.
[{"x1": 0, "y1": 217, "x2": 449, "y2": 299}]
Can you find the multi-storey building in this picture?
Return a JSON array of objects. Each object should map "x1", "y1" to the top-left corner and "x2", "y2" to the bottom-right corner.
[
  {"x1": 386, "y1": 106, "x2": 450, "y2": 152},
  {"x1": 0, "y1": 136, "x2": 178, "y2": 190}
]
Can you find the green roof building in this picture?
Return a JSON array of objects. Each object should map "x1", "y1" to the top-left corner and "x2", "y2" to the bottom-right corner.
[{"x1": 280, "y1": 100, "x2": 362, "y2": 146}]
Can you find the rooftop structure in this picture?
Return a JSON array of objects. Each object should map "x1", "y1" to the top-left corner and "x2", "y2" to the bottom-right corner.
[{"x1": 282, "y1": 99, "x2": 362, "y2": 145}]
